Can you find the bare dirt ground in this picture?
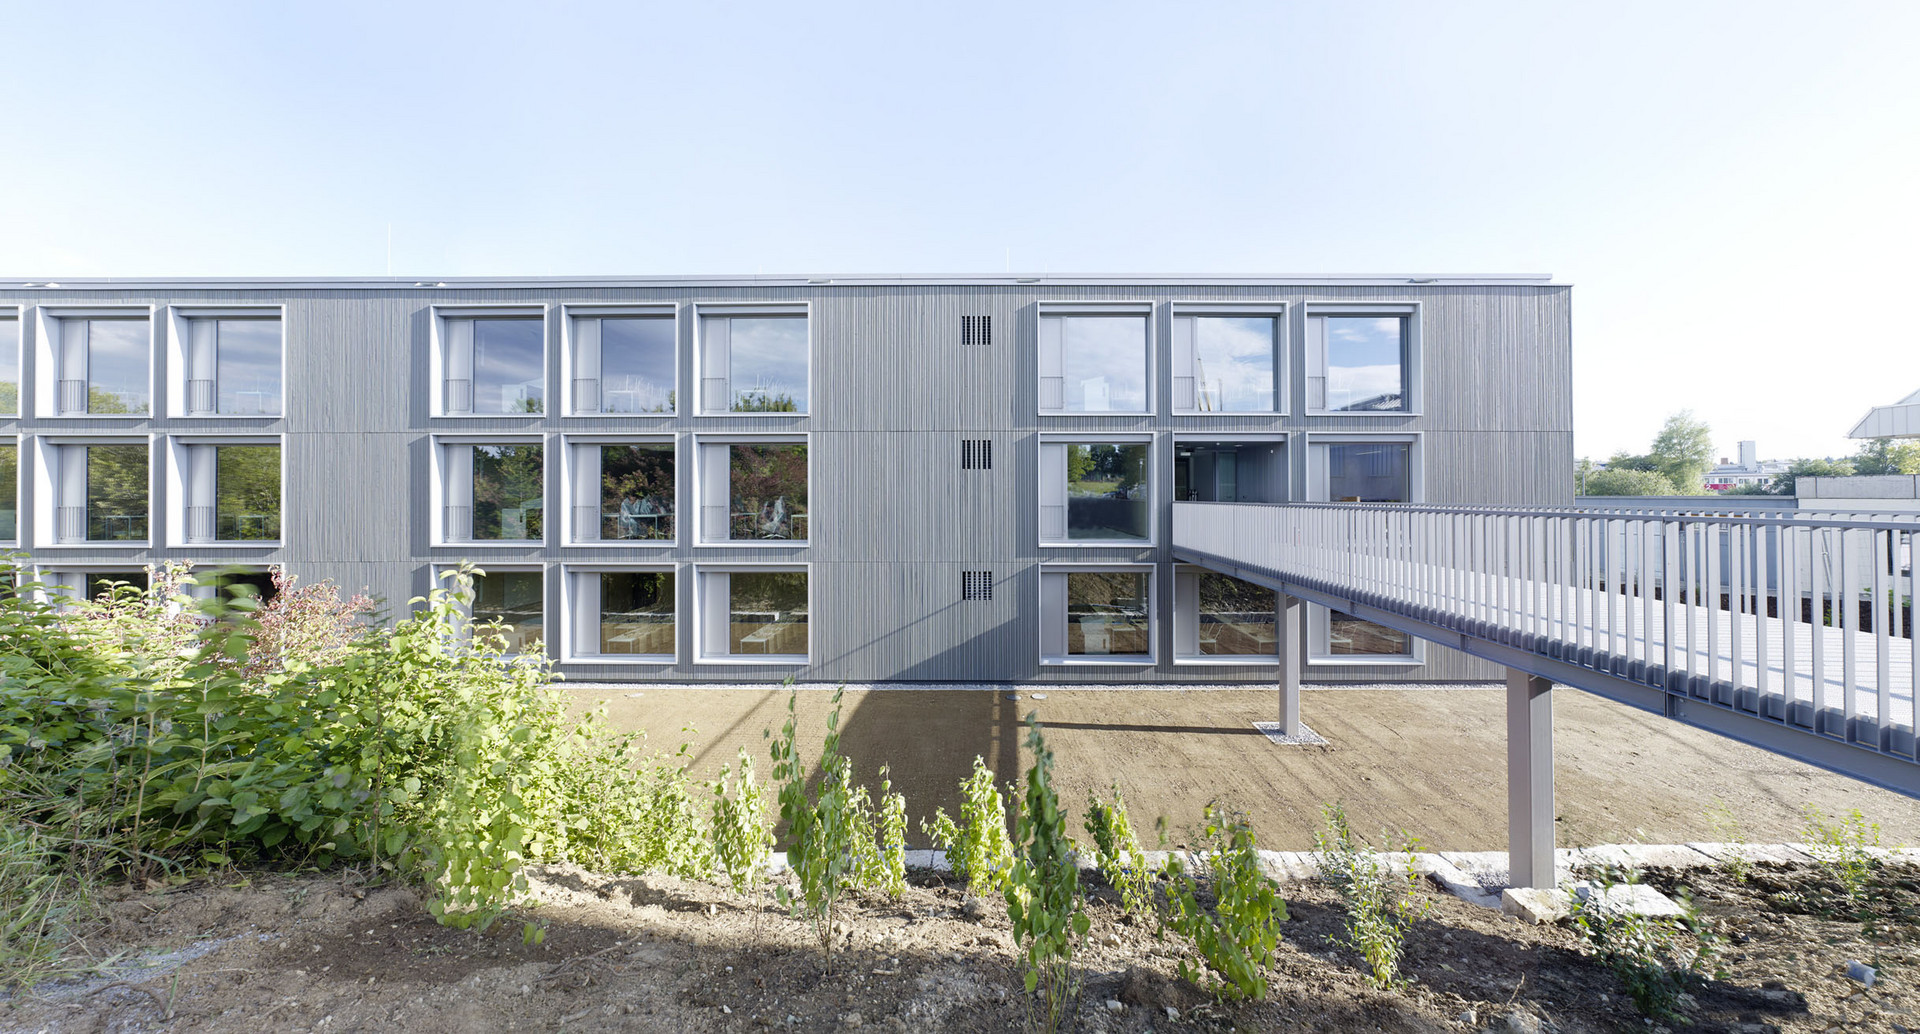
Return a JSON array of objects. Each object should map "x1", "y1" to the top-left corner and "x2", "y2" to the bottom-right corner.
[{"x1": 571, "y1": 685, "x2": 1920, "y2": 851}]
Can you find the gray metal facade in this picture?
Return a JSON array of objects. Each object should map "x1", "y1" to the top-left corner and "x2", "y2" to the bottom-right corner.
[{"x1": 0, "y1": 275, "x2": 1573, "y2": 684}]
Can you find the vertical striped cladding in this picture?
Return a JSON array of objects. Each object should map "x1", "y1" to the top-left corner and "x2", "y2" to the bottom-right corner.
[{"x1": 0, "y1": 279, "x2": 1572, "y2": 685}]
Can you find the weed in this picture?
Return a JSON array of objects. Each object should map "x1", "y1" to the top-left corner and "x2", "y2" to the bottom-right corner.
[
  {"x1": 1312, "y1": 803, "x2": 1429, "y2": 988},
  {"x1": 921, "y1": 755, "x2": 1015, "y2": 897},
  {"x1": 1161, "y1": 803, "x2": 1288, "y2": 1002},
  {"x1": 1801, "y1": 804, "x2": 1881, "y2": 908},
  {"x1": 1704, "y1": 799, "x2": 1751, "y2": 885},
  {"x1": 1568, "y1": 867, "x2": 1721, "y2": 1022},
  {"x1": 1006, "y1": 715, "x2": 1087, "y2": 1033},
  {"x1": 1084, "y1": 784, "x2": 1154, "y2": 916}
]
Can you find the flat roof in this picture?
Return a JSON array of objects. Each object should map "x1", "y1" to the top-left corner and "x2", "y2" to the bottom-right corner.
[{"x1": 0, "y1": 272, "x2": 1563, "y2": 291}]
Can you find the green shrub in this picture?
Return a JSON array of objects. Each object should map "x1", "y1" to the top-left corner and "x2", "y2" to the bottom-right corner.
[
  {"x1": 1801, "y1": 804, "x2": 1881, "y2": 907},
  {"x1": 1005, "y1": 715, "x2": 1086, "y2": 1034},
  {"x1": 1569, "y1": 867, "x2": 1720, "y2": 1021},
  {"x1": 1312, "y1": 803, "x2": 1429, "y2": 988},
  {"x1": 873, "y1": 766, "x2": 908, "y2": 898},
  {"x1": 1084, "y1": 784, "x2": 1154, "y2": 916},
  {"x1": 712, "y1": 748, "x2": 774, "y2": 898},
  {"x1": 1161, "y1": 804, "x2": 1288, "y2": 1002},
  {"x1": 768, "y1": 686, "x2": 860, "y2": 968},
  {"x1": 921, "y1": 755, "x2": 1015, "y2": 896}
]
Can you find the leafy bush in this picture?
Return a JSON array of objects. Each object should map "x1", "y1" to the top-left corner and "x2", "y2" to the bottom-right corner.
[
  {"x1": 1161, "y1": 804, "x2": 1288, "y2": 1002},
  {"x1": 1084, "y1": 784, "x2": 1154, "y2": 916},
  {"x1": 1801, "y1": 804, "x2": 1881, "y2": 907},
  {"x1": 768, "y1": 686, "x2": 860, "y2": 967},
  {"x1": 712, "y1": 748, "x2": 774, "y2": 898},
  {"x1": 1005, "y1": 715, "x2": 1086, "y2": 1034},
  {"x1": 1312, "y1": 803, "x2": 1429, "y2": 988},
  {"x1": 921, "y1": 755, "x2": 1015, "y2": 896},
  {"x1": 1569, "y1": 867, "x2": 1721, "y2": 1021},
  {"x1": 872, "y1": 765, "x2": 908, "y2": 898}
]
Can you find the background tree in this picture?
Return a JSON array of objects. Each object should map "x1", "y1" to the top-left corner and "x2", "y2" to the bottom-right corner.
[
  {"x1": 1648, "y1": 410, "x2": 1714, "y2": 493},
  {"x1": 1769, "y1": 457, "x2": 1854, "y2": 497},
  {"x1": 1582, "y1": 466, "x2": 1681, "y2": 496},
  {"x1": 1851, "y1": 437, "x2": 1920, "y2": 476}
]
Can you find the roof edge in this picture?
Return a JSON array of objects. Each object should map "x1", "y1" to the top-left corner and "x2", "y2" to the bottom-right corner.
[{"x1": 0, "y1": 272, "x2": 1564, "y2": 291}]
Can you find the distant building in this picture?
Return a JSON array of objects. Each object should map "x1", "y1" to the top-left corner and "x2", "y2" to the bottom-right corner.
[
  {"x1": 1704, "y1": 440, "x2": 1787, "y2": 492},
  {"x1": 1849, "y1": 388, "x2": 1920, "y2": 440}
]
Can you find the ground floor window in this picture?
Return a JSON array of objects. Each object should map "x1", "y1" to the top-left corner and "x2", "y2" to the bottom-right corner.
[
  {"x1": 462, "y1": 568, "x2": 544, "y2": 656},
  {"x1": 569, "y1": 568, "x2": 675, "y2": 660},
  {"x1": 1173, "y1": 568, "x2": 1278, "y2": 662},
  {"x1": 40, "y1": 568, "x2": 150, "y2": 606},
  {"x1": 697, "y1": 567, "x2": 808, "y2": 662},
  {"x1": 1039, "y1": 566, "x2": 1154, "y2": 664}
]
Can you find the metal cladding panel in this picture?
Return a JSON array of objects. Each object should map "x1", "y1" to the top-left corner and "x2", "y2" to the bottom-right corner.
[{"x1": 0, "y1": 280, "x2": 1570, "y2": 686}]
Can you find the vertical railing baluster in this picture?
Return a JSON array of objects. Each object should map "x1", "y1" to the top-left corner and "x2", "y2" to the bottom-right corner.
[
  {"x1": 1754, "y1": 524, "x2": 1771, "y2": 711},
  {"x1": 1842, "y1": 528, "x2": 1858, "y2": 741},
  {"x1": 1875, "y1": 528, "x2": 1892, "y2": 749}
]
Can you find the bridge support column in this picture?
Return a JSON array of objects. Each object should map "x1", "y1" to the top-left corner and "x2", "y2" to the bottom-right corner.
[
  {"x1": 1506, "y1": 668, "x2": 1555, "y2": 890},
  {"x1": 1276, "y1": 594, "x2": 1303, "y2": 735}
]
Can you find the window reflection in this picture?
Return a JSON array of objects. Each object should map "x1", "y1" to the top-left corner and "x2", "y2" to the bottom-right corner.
[
  {"x1": 1189, "y1": 316, "x2": 1277, "y2": 412},
  {"x1": 471, "y1": 445, "x2": 543, "y2": 540},
  {"x1": 1324, "y1": 317, "x2": 1405, "y2": 412},
  {"x1": 1195, "y1": 573, "x2": 1276, "y2": 656},
  {"x1": 599, "y1": 317, "x2": 675, "y2": 413},
  {"x1": 728, "y1": 317, "x2": 807, "y2": 412},
  {"x1": 1056, "y1": 316, "x2": 1147, "y2": 413},
  {"x1": 471, "y1": 570, "x2": 543, "y2": 655},
  {"x1": 1066, "y1": 444, "x2": 1147, "y2": 540},
  {"x1": 215, "y1": 319, "x2": 282, "y2": 415},
  {"x1": 1066, "y1": 572, "x2": 1149, "y2": 656},
  {"x1": 88, "y1": 320, "x2": 150, "y2": 414},
  {"x1": 728, "y1": 571, "x2": 807, "y2": 656},
  {"x1": 473, "y1": 319, "x2": 545, "y2": 414},
  {"x1": 597, "y1": 571, "x2": 673, "y2": 655}
]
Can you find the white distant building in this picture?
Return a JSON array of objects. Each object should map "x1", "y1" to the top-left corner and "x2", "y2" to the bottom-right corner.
[
  {"x1": 1704, "y1": 440, "x2": 1787, "y2": 491},
  {"x1": 1849, "y1": 388, "x2": 1920, "y2": 440}
]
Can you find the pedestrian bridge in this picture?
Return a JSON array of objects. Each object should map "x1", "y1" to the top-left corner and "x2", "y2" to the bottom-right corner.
[{"x1": 1172, "y1": 501, "x2": 1920, "y2": 888}]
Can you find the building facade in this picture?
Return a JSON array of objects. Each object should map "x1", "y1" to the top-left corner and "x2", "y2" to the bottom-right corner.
[{"x1": 0, "y1": 275, "x2": 1572, "y2": 683}]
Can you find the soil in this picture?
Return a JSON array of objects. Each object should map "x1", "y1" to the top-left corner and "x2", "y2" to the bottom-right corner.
[{"x1": 7, "y1": 857, "x2": 1918, "y2": 1034}]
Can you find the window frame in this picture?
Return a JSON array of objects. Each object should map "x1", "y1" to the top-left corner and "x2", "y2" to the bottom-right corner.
[
  {"x1": 162, "y1": 434, "x2": 285, "y2": 549},
  {"x1": 1038, "y1": 562, "x2": 1157, "y2": 667},
  {"x1": 692, "y1": 433, "x2": 811, "y2": 547},
  {"x1": 430, "y1": 433, "x2": 549, "y2": 547},
  {"x1": 33, "y1": 306, "x2": 158, "y2": 420},
  {"x1": 31, "y1": 433, "x2": 154, "y2": 549},
  {"x1": 0, "y1": 304, "x2": 21, "y2": 417},
  {"x1": 1304, "y1": 432, "x2": 1425, "y2": 666},
  {"x1": 1169, "y1": 302, "x2": 1287, "y2": 416},
  {"x1": 692, "y1": 303, "x2": 812, "y2": 418},
  {"x1": 1171, "y1": 563, "x2": 1282, "y2": 666},
  {"x1": 35, "y1": 565, "x2": 153, "y2": 608},
  {"x1": 432, "y1": 563, "x2": 549, "y2": 659},
  {"x1": 165, "y1": 305, "x2": 287, "y2": 419},
  {"x1": 1303, "y1": 302, "x2": 1422, "y2": 417},
  {"x1": 1036, "y1": 432, "x2": 1156, "y2": 548},
  {"x1": 693, "y1": 562, "x2": 812, "y2": 666},
  {"x1": 561, "y1": 433, "x2": 678, "y2": 548},
  {"x1": 1036, "y1": 301, "x2": 1155, "y2": 417},
  {"x1": 429, "y1": 304, "x2": 551, "y2": 419},
  {"x1": 559, "y1": 562, "x2": 679, "y2": 665},
  {"x1": 561, "y1": 303, "x2": 679, "y2": 417}
]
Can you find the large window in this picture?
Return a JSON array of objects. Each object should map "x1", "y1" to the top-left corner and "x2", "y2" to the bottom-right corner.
[
  {"x1": 1038, "y1": 310, "x2": 1149, "y2": 414},
  {"x1": 1174, "y1": 439, "x2": 1287, "y2": 503},
  {"x1": 49, "y1": 442, "x2": 148, "y2": 544},
  {"x1": 45, "y1": 569, "x2": 151, "y2": 605},
  {"x1": 179, "y1": 442, "x2": 280, "y2": 543},
  {"x1": 1174, "y1": 569, "x2": 1278, "y2": 662},
  {"x1": 698, "y1": 311, "x2": 808, "y2": 414},
  {"x1": 1040, "y1": 567, "x2": 1153, "y2": 664},
  {"x1": 570, "y1": 312, "x2": 675, "y2": 415},
  {"x1": 1038, "y1": 440, "x2": 1149, "y2": 543},
  {"x1": 569, "y1": 569, "x2": 674, "y2": 659},
  {"x1": 181, "y1": 316, "x2": 282, "y2": 416},
  {"x1": 570, "y1": 440, "x2": 674, "y2": 543},
  {"x1": 699, "y1": 567, "x2": 808, "y2": 662},
  {"x1": 1306, "y1": 308, "x2": 1417, "y2": 414},
  {"x1": 441, "y1": 441, "x2": 544, "y2": 543},
  {"x1": 1321, "y1": 441, "x2": 1411, "y2": 503},
  {"x1": 440, "y1": 314, "x2": 545, "y2": 415},
  {"x1": 54, "y1": 317, "x2": 150, "y2": 415},
  {"x1": 1173, "y1": 312, "x2": 1281, "y2": 413},
  {"x1": 467, "y1": 569, "x2": 544, "y2": 656},
  {"x1": 1309, "y1": 437, "x2": 1419, "y2": 662},
  {"x1": 0, "y1": 443, "x2": 15, "y2": 542},
  {"x1": 0, "y1": 313, "x2": 17, "y2": 415},
  {"x1": 697, "y1": 439, "x2": 807, "y2": 543}
]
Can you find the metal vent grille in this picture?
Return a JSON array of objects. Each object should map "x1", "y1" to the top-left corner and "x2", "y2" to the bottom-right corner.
[
  {"x1": 960, "y1": 439, "x2": 992, "y2": 470},
  {"x1": 962, "y1": 315, "x2": 992, "y2": 347},
  {"x1": 962, "y1": 571, "x2": 993, "y2": 601}
]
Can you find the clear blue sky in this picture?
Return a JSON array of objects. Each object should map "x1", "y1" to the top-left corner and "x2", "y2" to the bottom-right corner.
[{"x1": 2, "y1": 0, "x2": 1914, "y2": 463}]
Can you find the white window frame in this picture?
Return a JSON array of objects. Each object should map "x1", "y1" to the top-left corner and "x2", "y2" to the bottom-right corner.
[
  {"x1": 164, "y1": 305, "x2": 287, "y2": 419},
  {"x1": 162, "y1": 434, "x2": 285, "y2": 549},
  {"x1": 693, "y1": 433, "x2": 810, "y2": 547},
  {"x1": 1036, "y1": 301, "x2": 1154, "y2": 416},
  {"x1": 1305, "y1": 432, "x2": 1424, "y2": 665},
  {"x1": 33, "y1": 306, "x2": 157, "y2": 419},
  {"x1": 1170, "y1": 302, "x2": 1286, "y2": 415},
  {"x1": 31, "y1": 434, "x2": 154, "y2": 549},
  {"x1": 1172, "y1": 433, "x2": 1289, "y2": 504},
  {"x1": 431, "y1": 562, "x2": 549, "y2": 658},
  {"x1": 0, "y1": 433, "x2": 18, "y2": 546},
  {"x1": 0, "y1": 304, "x2": 21, "y2": 417},
  {"x1": 1037, "y1": 432, "x2": 1155, "y2": 548},
  {"x1": 429, "y1": 304, "x2": 550, "y2": 418},
  {"x1": 1303, "y1": 302, "x2": 1422, "y2": 417},
  {"x1": 560, "y1": 562, "x2": 679, "y2": 665},
  {"x1": 1171, "y1": 564, "x2": 1282, "y2": 666},
  {"x1": 430, "y1": 434, "x2": 548, "y2": 547},
  {"x1": 562, "y1": 433, "x2": 678, "y2": 547},
  {"x1": 693, "y1": 563, "x2": 812, "y2": 665},
  {"x1": 1038, "y1": 563, "x2": 1157, "y2": 666},
  {"x1": 561, "y1": 303, "x2": 679, "y2": 417},
  {"x1": 692, "y1": 303, "x2": 811, "y2": 417}
]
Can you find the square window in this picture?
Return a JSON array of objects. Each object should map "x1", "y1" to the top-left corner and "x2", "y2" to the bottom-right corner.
[
  {"x1": 49, "y1": 316, "x2": 151, "y2": 415},
  {"x1": 569, "y1": 311, "x2": 675, "y2": 415},
  {"x1": 1173, "y1": 313, "x2": 1281, "y2": 413},
  {"x1": 174, "y1": 312, "x2": 283, "y2": 417},
  {"x1": 438, "y1": 312, "x2": 545, "y2": 415},
  {"x1": 569, "y1": 568, "x2": 675, "y2": 659},
  {"x1": 175, "y1": 440, "x2": 281, "y2": 544},
  {"x1": 568, "y1": 440, "x2": 674, "y2": 543},
  {"x1": 1038, "y1": 311, "x2": 1149, "y2": 414},
  {"x1": 698, "y1": 311, "x2": 808, "y2": 414},
  {"x1": 1174, "y1": 439, "x2": 1287, "y2": 503},
  {"x1": 466, "y1": 569, "x2": 545, "y2": 656},
  {"x1": 1039, "y1": 566, "x2": 1153, "y2": 664},
  {"x1": 1038, "y1": 440, "x2": 1150, "y2": 543},
  {"x1": 439, "y1": 441, "x2": 544, "y2": 543},
  {"x1": 1306, "y1": 307, "x2": 1418, "y2": 414},
  {"x1": 697, "y1": 438, "x2": 808, "y2": 543},
  {"x1": 698, "y1": 567, "x2": 809, "y2": 662},
  {"x1": 45, "y1": 441, "x2": 148, "y2": 544},
  {"x1": 1174, "y1": 569, "x2": 1278, "y2": 662}
]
